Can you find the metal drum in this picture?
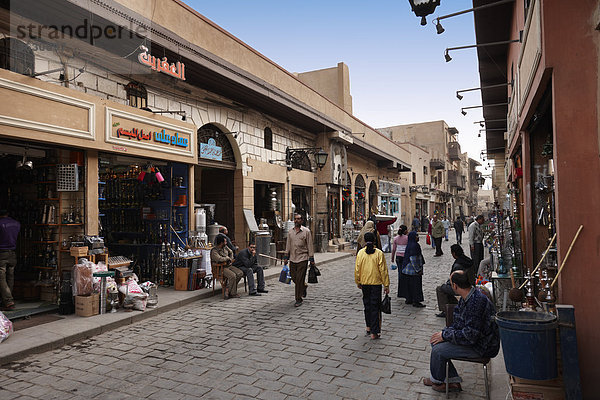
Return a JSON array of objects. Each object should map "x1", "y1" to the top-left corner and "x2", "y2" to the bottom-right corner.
[
  {"x1": 255, "y1": 231, "x2": 271, "y2": 269},
  {"x1": 207, "y1": 224, "x2": 221, "y2": 246}
]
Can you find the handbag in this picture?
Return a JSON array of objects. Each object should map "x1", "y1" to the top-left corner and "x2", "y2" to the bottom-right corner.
[
  {"x1": 401, "y1": 255, "x2": 424, "y2": 275},
  {"x1": 380, "y1": 294, "x2": 391, "y2": 314},
  {"x1": 426, "y1": 234, "x2": 431, "y2": 245},
  {"x1": 313, "y1": 265, "x2": 321, "y2": 276},
  {"x1": 308, "y1": 265, "x2": 318, "y2": 283}
]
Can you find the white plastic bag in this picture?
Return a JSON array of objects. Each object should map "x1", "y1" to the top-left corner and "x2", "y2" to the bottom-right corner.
[{"x1": 0, "y1": 311, "x2": 13, "y2": 343}]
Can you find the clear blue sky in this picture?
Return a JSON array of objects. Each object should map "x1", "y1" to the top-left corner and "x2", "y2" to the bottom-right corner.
[{"x1": 186, "y1": 0, "x2": 489, "y2": 172}]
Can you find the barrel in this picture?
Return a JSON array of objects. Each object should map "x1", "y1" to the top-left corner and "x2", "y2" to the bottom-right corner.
[
  {"x1": 495, "y1": 311, "x2": 558, "y2": 380},
  {"x1": 255, "y1": 231, "x2": 271, "y2": 269}
]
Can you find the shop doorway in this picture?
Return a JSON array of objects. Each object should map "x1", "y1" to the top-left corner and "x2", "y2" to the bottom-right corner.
[
  {"x1": 292, "y1": 185, "x2": 312, "y2": 231},
  {"x1": 196, "y1": 124, "x2": 238, "y2": 239},
  {"x1": 327, "y1": 189, "x2": 340, "y2": 239},
  {"x1": 354, "y1": 174, "x2": 366, "y2": 222},
  {"x1": 197, "y1": 168, "x2": 235, "y2": 233},
  {"x1": 254, "y1": 181, "x2": 284, "y2": 242},
  {"x1": 0, "y1": 139, "x2": 85, "y2": 319},
  {"x1": 368, "y1": 180, "x2": 378, "y2": 216}
]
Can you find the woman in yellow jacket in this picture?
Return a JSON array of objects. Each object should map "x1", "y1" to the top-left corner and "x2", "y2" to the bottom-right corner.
[{"x1": 355, "y1": 232, "x2": 390, "y2": 339}]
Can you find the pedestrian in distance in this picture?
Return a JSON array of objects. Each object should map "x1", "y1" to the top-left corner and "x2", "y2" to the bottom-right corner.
[
  {"x1": 355, "y1": 231, "x2": 390, "y2": 340},
  {"x1": 468, "y1": 215, "x2": 485, "y2": 276},
  {"x1": 391, "y1": 225, "x2": 409, "y2": 299},
  {"x1": 232, "y1": 242, "x2": 268, "y2": 296},
  {"x1": 432, "y1": 215, "x2": 445, "y2": 257},
  {"x1": 0, "y1": 208, "x2": 20, "y2": 311},
  {"x1": 283, "y1": 213, "x2": 315, "y2": 307},
  {"x1": 454, "y1": 217, "x2": 465, "y2": 244},
  {"x1": 427, "y1": 217, "x2": 435, "y2": 249},
  {"x1": 412, "y1": 215, "x2": 420, "y2": 232},
  {"x1": 401, "y1": 231, "x2": 426, "y2": 308},
  {"x1": 442, "y1": 216, "x2": 451, "y2": 241},
  {"x1": 356, "y1": 220, "x2": 381, "y2": 254}
]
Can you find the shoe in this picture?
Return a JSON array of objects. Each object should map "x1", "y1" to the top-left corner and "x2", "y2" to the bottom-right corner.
[
  {"x1": 413, "y1": 302, "x2": 426, "y2": 308},
  {"x1": 302, "y1": 286, "x2": 307, "y2": 298},
  {"x1": 370, "y1": 333, "x2": 380, "y2": 340},
  {"x1": 249, "y1": 292, "x2": 261, "y2": 296},
  {"x1": 432, "y1": 383, "x2": 462, "y2": 393},
  {"x1": 257, "y1": 289, "x2": 269, "y2": 293},
  {"x1": 230, "y1": 293, "x2": 241, "y2": 298},
  {"x1": 405, "y1": 300, "x2": 413, "y2": 305},
  {"x1": 423, "y1": 378, "x2": 434, "y2": 387},
  {"x1": 436, "y1": 312, "x2": 446, "y2": 318},
  {"x1": 294, "y1": 301, "x2": 303, "y2": 307},
  {"x1": 365, "y1": 330, "x2": 371, "y2": 337}
]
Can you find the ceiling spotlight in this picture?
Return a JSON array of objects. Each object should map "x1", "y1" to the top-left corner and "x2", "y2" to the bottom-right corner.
[
  {"x1": 461, "y1": 109, "x2": 467, "y2": 116},
  {"x1": 456, "y1": 92, "x2": 463, "y2": 100},
  {"x1": 444, "y1": 51, "x2": 452, "y2": 62},
  {"x1": 478, "y1": 133, "x2": 481, "y2": 137},
  {"x1": 483, "y1": 157, "x2": 486, "y2": 162},
  {"x1": 480, "y1": 122, "x2": 485, "y2": 128},
  {"x1": 435, "y1": 20, "x2": 445, "y2": 34}
]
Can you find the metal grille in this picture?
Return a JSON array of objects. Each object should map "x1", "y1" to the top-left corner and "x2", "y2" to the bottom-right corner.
[
  {"x1": 197, "y1": 125, "x2": 236, "y2": 164},
  {"x1": 0, "y1": 38, "x2": 34, "y2": 76},
  {"x1": 56, "y1": 164, "x2": 79, "y2": 192},
  {"x1": 290, "y1": 151, "x2": 311, "y2": 172}
]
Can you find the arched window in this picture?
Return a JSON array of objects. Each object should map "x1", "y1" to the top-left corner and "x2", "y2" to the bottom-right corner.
[
  {"x1": 264, "y1": 127, "x2": 273, "y2": 150},
  {"x1": 0, "y1": 38, "x2": 34, "y2": 76},
  {"x1": 125, "y1": 81, "x2": 147, "y2": 109},
  {"x1": 369, "y1": 180, "x2": 378, "y2": 215},
  {"x1": 197, "y1": 124, "x2": 236, "y2": 167}
]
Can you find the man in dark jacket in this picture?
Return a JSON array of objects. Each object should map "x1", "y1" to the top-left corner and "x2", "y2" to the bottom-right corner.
[
  {"x1": 425, "y1": 270, "x2": 499, "y2": 393},
  {"x1": 453, "y1": 217, "x2": 465, "y2": 244},
  {"x1": 435, "y1": 244, "x2": 473, "y2": 318},
  {"x1": 233, "y1": 242, "x2": 268, "y2": 296}
]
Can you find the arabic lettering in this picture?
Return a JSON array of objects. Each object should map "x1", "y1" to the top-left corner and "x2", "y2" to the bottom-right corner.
[
  {"x1": 153, "y1": 129, "x2": 189, "y2": 148},
  {"x1": 138, "y1": 50, "x2": 186, "y2": 80},
  {"x1": 116, "y1": 127, "x2": 151, "y2": 141}
]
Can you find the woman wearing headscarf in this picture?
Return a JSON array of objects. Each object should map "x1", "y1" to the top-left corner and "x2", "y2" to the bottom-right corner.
[
  {"x1": 355, "y1": 232, "x2": 390, "y2": 339},
  {"x1": 391, "y1": 225, "x2": 409, "y2": 299},
  {"x1": 401, "y1": 231, "x2": 426, "y2": 308},
  {"x1": 356, "y1": 220, "x2": 381, "y2": 254}
]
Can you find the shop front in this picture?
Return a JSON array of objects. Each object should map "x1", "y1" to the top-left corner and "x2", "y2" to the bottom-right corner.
[{"x1": 0, "y1": 68, "x2": 196, "y2": 318}]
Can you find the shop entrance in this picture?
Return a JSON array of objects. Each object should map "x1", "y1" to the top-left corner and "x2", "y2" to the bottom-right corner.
[
  {"x1": 197, "y1": 168, "x2": 235, "y2": 233},
  {"x1": 0, "y1": 139, "x2": 85, "y2": 318},
  {"x1": 195, "y1": 124, "x2": 238, "y2": 240},
  {"x1": 327, "y1": 189, "x2": 340, "y2": 240}
]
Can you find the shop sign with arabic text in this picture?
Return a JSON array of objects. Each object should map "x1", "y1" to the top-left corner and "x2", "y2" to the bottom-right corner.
[
  {"x1": 106, "y1": 108, "x2": 193, "y2": 158},
  {"x1": 138, "y1": 50, "x2": 185, "y2": 80},
  {"x1": 200, "y1": 138, "x2": 222, "y2": 161}
]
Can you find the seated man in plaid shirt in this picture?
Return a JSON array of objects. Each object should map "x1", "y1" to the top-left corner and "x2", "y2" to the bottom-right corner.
[{"x1": 424, "y1": 270, "x2": 500, "y2": 393}]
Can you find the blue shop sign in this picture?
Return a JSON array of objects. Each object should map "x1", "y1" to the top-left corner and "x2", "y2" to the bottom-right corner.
[{"x1": 200, "y1": 138, "x2": 222, "y2": 161}]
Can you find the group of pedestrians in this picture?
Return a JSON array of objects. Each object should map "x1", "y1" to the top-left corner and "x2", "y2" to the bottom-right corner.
[{"x1": 354, "y1": 214, "x2": 499, "y2": 394}]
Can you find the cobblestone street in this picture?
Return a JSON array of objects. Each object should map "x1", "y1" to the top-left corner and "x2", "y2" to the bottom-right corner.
[{"x1": 0, "y1": 237, "x2": 503, "y2": 400}]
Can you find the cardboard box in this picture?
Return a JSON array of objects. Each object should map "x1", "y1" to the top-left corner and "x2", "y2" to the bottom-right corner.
[
  {"x1": 174, "y1": 267, "x2": 189, "y2": 291},
  {"x1": 510, "y1": 376, "x2": 564, "y2": 400},
  {"x1": 75, "y1": 293, "x2": 99, "y2": 317},
  {"x1": 70, "y1": 246, "x2": 88, "y2": 257}
]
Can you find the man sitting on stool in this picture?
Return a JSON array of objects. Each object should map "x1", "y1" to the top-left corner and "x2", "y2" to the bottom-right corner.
[
  {"x1": 211, "y1": 235, "x2": 243, "y2": 299},
  {"x1": 233, "y1": 242, "x2": 268, "y2": 296},
  {"x1": 424, "y1": 270, "x2": 499, "y2": 393},
  {"x1": 435, "y1": 244, "x2": 473, "y2": 318}
]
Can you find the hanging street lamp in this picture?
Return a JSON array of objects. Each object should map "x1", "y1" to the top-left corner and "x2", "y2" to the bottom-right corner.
[{"x1": 408, "y1": 0, "x2": 441, "y2": 26}]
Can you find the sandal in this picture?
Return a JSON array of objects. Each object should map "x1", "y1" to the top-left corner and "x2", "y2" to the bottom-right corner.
[{"x1": 370, "y1": 333, "x2": 381, "y2": 340}]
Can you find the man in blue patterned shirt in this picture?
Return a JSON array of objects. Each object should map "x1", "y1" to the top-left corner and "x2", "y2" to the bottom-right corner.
[{"x1": 423, "y1": 270, "x2": 499, "y2": 393}]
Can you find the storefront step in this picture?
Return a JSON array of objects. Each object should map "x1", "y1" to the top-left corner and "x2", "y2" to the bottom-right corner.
[{"x1": 0, "y1": 252, "x2": 352, "y2": 366}]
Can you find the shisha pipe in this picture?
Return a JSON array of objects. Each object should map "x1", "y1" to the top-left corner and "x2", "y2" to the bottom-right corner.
[{"x1": 518, "y1": 233, "x2": 557, "y2": 290}]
